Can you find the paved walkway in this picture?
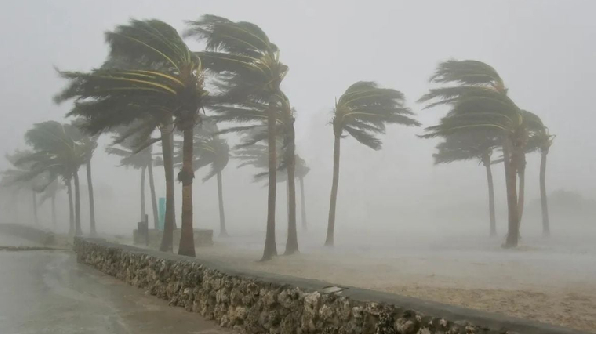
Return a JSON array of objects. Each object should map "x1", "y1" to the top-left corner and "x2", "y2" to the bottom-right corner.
[{"x1": 0, "y1": 234, "x2": 227, "y2": 333}]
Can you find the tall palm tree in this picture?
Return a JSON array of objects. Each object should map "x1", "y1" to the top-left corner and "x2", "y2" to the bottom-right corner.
[
  {"x1": 325, "y1": 81, "x2": 420, "y2": 247},
  {"x1": 533, "y1": 128, "x2": 555, "y2": 236},
  {"x1": 515, "y1": 110, "x2": 545, "y2": 226},
  {"x1": 231, "y1": 122, "x2": 303, "y2": 253},
  {"x1": 185, "y1": 15, "x2": 289, "y2": 260},
  {"x1": 55, "y1": 20, "x2": 206, "y2": 257},
  {"x1": 419, "y1": 60, "x2": 528, "y2": 248},
  {"x1": 433, "y1": 131, "x2": 499, "y2": 236},
  {"x1": 230, "y1": 99, "x2": 300, "y2": 254},
  {"x1": 70, "y1": 120, "x2": 99, "y2": 235},
  {"x1": 492, "y1": 111, "x2": 550, "y2": 233}
]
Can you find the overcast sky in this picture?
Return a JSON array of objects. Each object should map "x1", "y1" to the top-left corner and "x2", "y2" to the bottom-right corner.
[{"x1": 0, "y1": 0, "x2": 595, "y2": 236}]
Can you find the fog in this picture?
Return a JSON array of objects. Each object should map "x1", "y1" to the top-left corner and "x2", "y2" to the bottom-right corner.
[{"x1": 0, "y1": 0, "x2": 595, "y2": 332}]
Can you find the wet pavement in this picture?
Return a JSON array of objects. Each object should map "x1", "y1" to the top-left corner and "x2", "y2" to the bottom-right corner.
[{"x1": 0, "y1": 234, "x2": 227, "y2": 333}]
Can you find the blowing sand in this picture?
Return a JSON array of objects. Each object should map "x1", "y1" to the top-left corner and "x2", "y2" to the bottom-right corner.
[{"x1": 190, "y1": 230, "x2": 595, "y2": 332}]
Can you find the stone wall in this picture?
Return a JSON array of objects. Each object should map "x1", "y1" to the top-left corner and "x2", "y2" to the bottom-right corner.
[
  {"x1": 0, "y1": 223, "x2": 55, "y2": 246},
  {"x1": 74, "y1": 237, "x2": 579, "y2": 334},
  {"x1": 133, "y1": 229, "x2": 213, "y2": 248}
]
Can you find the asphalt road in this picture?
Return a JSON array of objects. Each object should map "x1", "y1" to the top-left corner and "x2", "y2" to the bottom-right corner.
[{"x1": 0, "y1": 234, "x2": 227, "y2": 333}]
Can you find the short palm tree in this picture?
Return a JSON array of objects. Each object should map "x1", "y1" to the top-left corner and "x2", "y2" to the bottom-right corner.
[
  {"x1": 325, "y1": 81, "x2": 420, "y2": 246},
  {"x1": 433, "y1": 131, "x2": 500, "y2": 236},
  {"x1": 55, "y1": 19, "x2": 206, "y2": 256},
  {"x1": 419, "y1": 60, "x2": 528, "y2": 248},
  {"x1": 185, "y1": 15, "x2": 289, "y2": 260}
]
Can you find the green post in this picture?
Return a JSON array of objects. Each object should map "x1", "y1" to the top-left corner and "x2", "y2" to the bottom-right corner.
[{"x1": 158, "y1": 197, "x2": 166, "y2": 231}]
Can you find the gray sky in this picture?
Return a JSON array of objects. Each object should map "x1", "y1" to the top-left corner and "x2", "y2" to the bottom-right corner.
[{"x1": 0, "y1": 0, "x2": 595, "y2": 235}]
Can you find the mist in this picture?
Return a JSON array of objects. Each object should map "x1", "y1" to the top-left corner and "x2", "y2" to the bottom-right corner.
[{"x1": 0, "y1": 0, "x2": 595, "y2": 333}]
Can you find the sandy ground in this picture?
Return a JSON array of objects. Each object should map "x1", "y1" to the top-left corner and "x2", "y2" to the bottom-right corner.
[{"x1": 186, "y1": 229, "x2": 596, "y2": 333}]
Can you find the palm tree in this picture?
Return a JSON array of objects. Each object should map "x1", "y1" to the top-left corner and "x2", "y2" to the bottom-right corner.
[
  {"x1": 185, "y1": 15, "x2": 289, "y2": 261},
  {"x1": 230, "y1": 122, "x2": 303, "y2": 253},
  {"x1": 230, "y1": 99, "x2": 300, "y2": 254},
  {"x1": 515, "y1": 110, "x2": 545, "y2": 226},
  {"x1": 17, "y1": 121, "x2": 88, "y2": 235},
  {"x1": 419, "y1": 60, "x2": 528, "y2": 248},
  {"x1": 106, "y1": 124, "x2": 160, "y2": 230},
  {"x1": 55, "y1": 20, "x2": 206, "y2": 257},
  {"x1": 325, "y1": 81, "x2": 420, "y2": 247},
  {"x1": 433, "y1": 131, "x2": 499, "y2": 236},
  {"x1": 1, "y1": 151, "x2": 48, "y2": 226},
  {"x1": 492, "y1": 111, "x2": 549, "y2": 233},
  {"x1": 534, "y1": 128, "x2": 555, "y2": 236},
  {"x1": 70, "y1": 120, "x2": 99, "y2": 235}
]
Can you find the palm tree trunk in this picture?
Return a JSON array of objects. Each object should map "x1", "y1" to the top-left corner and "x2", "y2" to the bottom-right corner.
[
  {"x1": 284, "y1": 119, "x2": 298, "y2": 255},
  {"x1": 171, "y1": 129, "x2": 177, "y2": 230},
  {"x1": 51, "y1": 194, "x2": 57, "y2": 228},
  {"x1": 325, "y1": 130, "x2": 341, "y2": 246},
  {"x1": 141, "y1": 167, "x2": 146, "y2": 222},
  {"x1": 86, "y1": 159, "x2": 96, "y2": 236},
  {"x1": 178, "y1": 124, "x2": 196, "y2": 257},
  {"x1": 484, "y1": 159, "x2": 497, "y2": 237},
  {"x1": 73, "y1": 170, "x2": 82, "y2": 236},
  {"x1": 148, "y1": 161, "x2": 160, "y2": 230},
  {"x1": 159, "y1": 124, "x2": 176, "y2": 252},
  {"x1": 502, "y1": 143, "x2": 511, "y2": 208},
  {"x1": 299, "y1": 177, "x2": 307, "y2": 231},
  {"x1": 261, "y1": 97, "x2": 278, "y2": 261},
  {"x1": 67, "y1": 178, "x2": 74, "y2": 235},
  {"x1": 540, "y1": 150, "x2": 550, "y2": 236},
  {"x1": 517, "y1": 162, "x2": 526, "y2": 224},
  {"x1": 504, "y1": 146, "x2": 523, "y2": 248},
  {"x1": 217, "y1": 171, "x2": 228, "y2": 237},
  {"x1": 32, "y1": 189, "x2": 38, "y2": 226}
]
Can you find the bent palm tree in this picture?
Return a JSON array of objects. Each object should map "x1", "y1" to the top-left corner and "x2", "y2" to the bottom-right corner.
[
  {"x1": 419, "y1": 60, "x2": 529, "y2": 248},
  {"x1": 1, "y1": 151, "x2": 48, "y2": 226},
  {"x1": 55, "y1": 20, "x2": 206, "y2": 256},
  {"x1": 71, "y1": 120, "x2": 99, "y2": 235},
  {"x1": 12, "y1": 122, "x2": 87, "y2": 234},
  {"x1": 534, "y1": 128, "x2": 555, "y2": 236},
  {"x1": 490, "y1": 110, "x2": 545, "y2": 228},
  {"x1": 433, "y1": 131, "x2": 500, "y2": 236},
  {"x1": 186, "y1": 15, "x2": 289, "y2": 260},
  {"x1": 231, "y1": 121, "x2": 302, "y2": 252},
  {"x1": 326, "y1": 81, "x2": 420, "y2": 246}
]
